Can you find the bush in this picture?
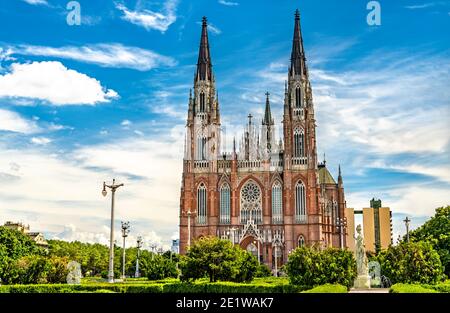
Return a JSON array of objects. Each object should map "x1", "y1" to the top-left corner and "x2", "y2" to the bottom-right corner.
[
  {"x1": 376, "y1": 241, "x2": 444, "y2": 284},
  {"x1": 302, "y1": 283, "x2": 348, "y2": 293},
  {"x1": 146, "y1": 254, "x2": 178, "y2": 280},
  {"x1": 180, "y1": 237, "x2": 258, "y2": 283},
  {"x1": 255, "y1": 263, "x2": 272, "y2": 277},
  {"x1": 390, "y1": 283, "x2": 438, "y2": 293},
  {"x1": 285, "y1": 246, "x2": 356, "y2": 288},
  {"x1": 47, "y1": 257, "x2": 69, "y2": 283},
  {"x1": 15, "y1": 255, "x2": 52, "y2": 284}
]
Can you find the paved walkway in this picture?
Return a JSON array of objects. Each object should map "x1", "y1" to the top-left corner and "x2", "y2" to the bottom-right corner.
[{"x1": 349, "y1": 288, "x2": 390, "y2": 293}]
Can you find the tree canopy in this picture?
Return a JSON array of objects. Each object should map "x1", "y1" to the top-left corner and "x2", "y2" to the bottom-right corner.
[{"x1": 408, "y1": 205, "x2": 450, "y2": 277}]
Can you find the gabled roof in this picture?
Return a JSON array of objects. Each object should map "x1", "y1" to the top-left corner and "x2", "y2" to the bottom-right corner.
[{"x1": 318, "y1": 165, "x2": 336, "y2": 184}]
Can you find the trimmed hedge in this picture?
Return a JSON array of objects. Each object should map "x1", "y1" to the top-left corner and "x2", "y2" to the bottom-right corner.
[
  {"x1": 0, "y1": 281, "x2": 306, "y2": 293},
  {"x1": 0, "y1": 283, "x2": 164, "y2": 293},
  {"x1": 301, "y1": 284, "x2": 348, "y2": 293},
  {"x1": 390, "y1": 283, "x2": 438, "y2": 293}
]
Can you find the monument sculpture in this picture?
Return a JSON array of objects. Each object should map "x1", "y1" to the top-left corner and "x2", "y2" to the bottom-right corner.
[
  {"x1": 353, "y1": 224, "x2": 371, "y2": 288},
  {"x1": 66, "y1": 261, "x2": 82, "y2": 285}
]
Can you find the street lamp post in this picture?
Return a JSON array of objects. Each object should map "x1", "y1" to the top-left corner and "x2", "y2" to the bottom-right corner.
[
  {"x1": 102, "y1": 179, "x2": 124, "y2": 283},
  {"x1": 121, "y1": 221, "x2": 130, "y2": 280},
  {"x1": 404, "y1": 216, "x2": 411, "y2": 243},
  {"x1": 135, "y1": 236, "x2": 143, "y2": 278},
  {"x1": 150, "y1": 244, "x2": 157, "y2": 260}
]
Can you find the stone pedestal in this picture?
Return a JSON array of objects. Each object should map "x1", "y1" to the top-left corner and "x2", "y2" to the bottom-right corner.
[{"x1": 354, "y1": 275, "x2": 371, "y2": 289}]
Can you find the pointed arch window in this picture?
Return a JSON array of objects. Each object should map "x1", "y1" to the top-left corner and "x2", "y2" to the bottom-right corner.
[
  {"x1": 196, "y1": 135, "x2": 207, "y2": 160},
  {"x1": 293, "y1": 128, "x2": 305, "y2": 158},
  {"x1": 295, "y1": 181, "x2": 307, "y2": 223},
  {"x1": 199, "y1": 92, "x2": 206, "y2": 112},
  {"x1": 271, "y1": 181, "x2": 283, "y2": 224},
  {"x1": 295, "y1": 86, "x2": 302, "y2": 108},
  {"x1": 298, "y1": 235, "x2": 305, "y2": 247},
  {"x1": 197, "y1": 183, "x2": 207, "y2": 225},
  {"x1": 333, "y1": 200, "x2": 339, "y2": 223},
  {"x1": 219, "y1": 183, "x2": 231, "y2": 224}
]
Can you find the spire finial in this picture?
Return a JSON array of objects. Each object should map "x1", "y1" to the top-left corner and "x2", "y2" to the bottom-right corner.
[
  {"x1": 202, "y1": 16, "x2": 207, "y2": 25},
  {"x1": 290, "y1": 8, "x2": 306, "y2": 77},
  {"x1": 196, "y1": 16, "x2": 212, "y2": 82},
  {"x1": 323, "y1": 152, "x2": 326, "y2": 165}
]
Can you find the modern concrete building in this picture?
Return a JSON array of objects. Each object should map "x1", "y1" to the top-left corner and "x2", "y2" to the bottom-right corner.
[{"x1": 362, "y1": 199, "x2": 393, "y2": 253}]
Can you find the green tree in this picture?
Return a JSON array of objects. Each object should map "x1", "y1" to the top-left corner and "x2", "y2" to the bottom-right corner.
[
  {"x1": 15, "y1": 255, "x2": 52, "y2": 284},
  {"x1": 408, "y1": 206, "x2": 450, "y2": 277},
  {"x1": 0, "y1": 227, "x2": 41, "y2": 259},
  {"x1": 376, "y1": 241, "x2": 444, "y2": 284},
  {"x1": 286, "y1": 246, "x2": 356, "y2": 288},
  {"x1": 145, "y1": 254, "x2": 178, "y2": 280},
  {"x1": 179, "y1": 236, "x2": 258, "y2": 283}
]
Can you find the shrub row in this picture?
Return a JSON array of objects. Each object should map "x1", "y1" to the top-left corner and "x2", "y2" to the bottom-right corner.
[
  {"x1": 390, "y1": 283, "x2": 438, "y2": 293},
  {"x1": 0, "y1": 282, "x2": 307, "y2": 293},
  {"x1": 390, "y1": 281, "x2": 450, "y2": 293},
  {"x1": 0, "y1": 283, "x2": 163, "y2": 293}
]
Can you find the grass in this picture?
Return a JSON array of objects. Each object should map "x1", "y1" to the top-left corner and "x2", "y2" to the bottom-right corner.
[{"x1": 301, "y1": 284, "x2": 348, "y2": 293}]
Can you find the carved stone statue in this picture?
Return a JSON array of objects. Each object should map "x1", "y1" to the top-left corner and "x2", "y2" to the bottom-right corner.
[
  {"x1": 66, "y1": 261, "x2": 82, "y2": 285},
  {"x1": 353, "y1": 224, "x2": 371, "y2": 289}
]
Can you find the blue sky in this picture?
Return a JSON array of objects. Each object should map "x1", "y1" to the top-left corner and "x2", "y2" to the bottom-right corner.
[{"x1": 0, "y1": 0, "x2": 449, "y2": 249}]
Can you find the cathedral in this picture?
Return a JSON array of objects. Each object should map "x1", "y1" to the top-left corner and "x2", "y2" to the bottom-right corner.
[{"x1": 179, "y1": 10, "x2": 348, "y2": 270}]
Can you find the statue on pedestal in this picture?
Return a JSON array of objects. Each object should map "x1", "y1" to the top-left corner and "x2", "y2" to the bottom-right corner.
[{"x1": 353, "y1": 224, "x2": 371, "y2": 289}]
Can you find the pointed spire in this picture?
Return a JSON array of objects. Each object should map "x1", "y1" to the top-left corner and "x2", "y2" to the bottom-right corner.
[
  {"x1": 338, "y1": 164, "x2": 343, "y2": 185},
  {"x1": 196, "y1": 16, "x2": 212, "y2": 82},
  {"x1": 290, "y1": 9, "x2": 306, "y2": 77},
  {"x1": 262, "y1": 92, "x2": 273, "y2": 125}
]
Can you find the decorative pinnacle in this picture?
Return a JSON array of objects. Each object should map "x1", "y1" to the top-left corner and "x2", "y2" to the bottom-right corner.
[
  {"x1": 295, "y1": 9, "x2": 300, "y2": 19},
  {"x1": 202, "y1": 16, "x2": 207, "y2": 25}
]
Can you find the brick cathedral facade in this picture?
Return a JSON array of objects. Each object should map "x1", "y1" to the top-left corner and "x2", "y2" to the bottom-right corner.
[{"x1": 179, "y1": 10, "x2": 348, "y2": 270}]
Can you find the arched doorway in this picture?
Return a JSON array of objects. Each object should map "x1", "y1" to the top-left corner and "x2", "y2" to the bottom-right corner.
[
  {"x1": 246, "y1": 242, "x2": 257, "y2": 257},
  {"x1": 240, "y1": 235, "x2": 262, "y2": 263}
]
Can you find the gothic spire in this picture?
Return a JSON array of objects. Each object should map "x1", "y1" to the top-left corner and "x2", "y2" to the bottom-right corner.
[
  {"x1": 196, "y1": 16, "x2": 213, "y2": 82},
  {"x1": 289, "y1": 9, "x2": 306, "y2": 77},
  {"x1": 262, "y1": 92, "x2": 273, "y2": 126}
]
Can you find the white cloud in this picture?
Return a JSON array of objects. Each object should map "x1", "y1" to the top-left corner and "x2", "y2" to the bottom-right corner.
[
  {"x1": 0, "y1": 124, "x2": 184, "y2": 247},
  {"x1": 52, "y1": 224, "x2": 169, "y2": 250},
  {"x1": 0, "y1": 61, "x2": 118, "y2": 105},
  {"x1": 9, "y1": 43, "x2": 176, "y2": 71},
  {"x1": 404, "y1": 3, "x2": 436, "y2": 9},
  {"x1": 31, "y1": 137, "x2": 51, "y2": 145},
  {"x1": 218, "y1": 0, "x2": 239, "y2": 6},
  {"x1": 22, "y1": 0, "x2": 48, "y2": 5},
  {"x1": 121, "y1": 119, "x2": 132, "y2": 126},
  {"x1": 115, "y1": 0, "x2": 178, "y2": 33},
  {"x1": 0, "y1": 109, "x2": 40, "y2": 134}
]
